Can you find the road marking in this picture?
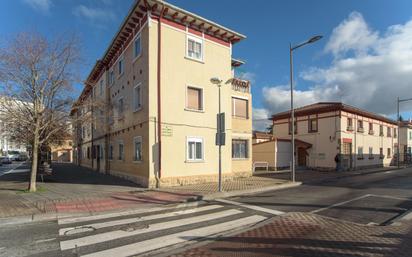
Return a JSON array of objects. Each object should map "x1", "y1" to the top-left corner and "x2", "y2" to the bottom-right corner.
[
  {"x1": 59, "y1": 204, "x2": 223, "y2": 236},
  {"x1": 60, "y1": 209, "x2": 243, "y2": 250},
  {"x1": 215, "y1": 198, "x2": 285, "y2": 215},
  {"x1": 0, "y1": 162, "x2": 26, "y2": 177},
  {"x1": 35, "y1": 238, "x2": 56, "y2": 243},
  {"x1": 81, "y1": 215, "x2": 266, "y2": 257},
  {"x1": 59, "y1": 203, "x2": 199, "y2": 225},
  {"x1": 368, "y1": 194, "x2": 412, "y2": 202},
  {"x1": 311, "y1": 194, "x2": 371, "y2": 214}
]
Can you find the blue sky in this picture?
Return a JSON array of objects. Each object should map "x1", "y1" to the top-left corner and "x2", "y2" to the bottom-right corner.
[{"x1": 3, "y1": 0, "x2": 412, "y2": 129}]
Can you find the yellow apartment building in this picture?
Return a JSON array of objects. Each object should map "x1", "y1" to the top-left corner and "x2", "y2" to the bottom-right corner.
[
  {"x1": 71, "y1": 0, "x2": 252, "y2": 188},
  {"x1": 270, "y1": 102, "x2": 397, "y2": 171}
]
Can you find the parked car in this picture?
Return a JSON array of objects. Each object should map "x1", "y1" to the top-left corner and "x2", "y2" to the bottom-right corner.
[
  {"x1": 16, "y1": 153, "x2": 28, "y2": 161},
  {"x1": 0, "y1": 156, "x2": 12, "y2": 164},
  {"x1": 7, "y1": 151, "x2": 20, "y2": 161}
]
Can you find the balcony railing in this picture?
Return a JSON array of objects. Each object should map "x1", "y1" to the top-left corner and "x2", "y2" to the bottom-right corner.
[
  {"x1": 231, "y1": 78, "x2": 250, "y2": 93},
  {"x1": 369, "y1": 130, "x2": 374, "y2": 135},
  {"x1": 357, "y1": 127, "x2": 364, "y2": 133},
  {"x1": 347, "y1": 125, "x2": 353, "y2": 131}
]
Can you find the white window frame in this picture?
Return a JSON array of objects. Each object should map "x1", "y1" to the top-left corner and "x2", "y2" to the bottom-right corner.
[
  {"x1": 133, "y1": 82, "x2": 142, "y2": 112},
  {"x1": 186, "y1": 136, "x2": 204, "y2": 162},
  {"x1": 186, "y1": 35, "x2": 204, "y2": 62},
  {"x1": 232, "y1": 139, "x2": 249, "y2": 160},
  {"x1": 118, "y1": 56, "x2": 124, "y2": 77},
  {"x1": 133, "y1": 34, "x2": 142, "y2": 61},
  {"x1": 232, "y1": 96, "x2": 249, "y2": 119},
  {"x1": 185, "y1": 85, "x2": 204, "y2": 112},
  {"x1": 133, "y1": 136, "x2": 142, "y2": 162},
  {"x1": 118, "y1": 140, "x2": 124, "y2": 161}
]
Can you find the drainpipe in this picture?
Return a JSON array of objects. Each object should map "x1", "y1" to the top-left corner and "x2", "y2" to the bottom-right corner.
[{"x1": 156, "y1": 7, "x2": 165, "y2": 183}]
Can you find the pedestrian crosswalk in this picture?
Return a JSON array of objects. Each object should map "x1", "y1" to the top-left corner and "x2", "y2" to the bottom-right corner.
[{"x1": 57, "y1": 203, "x2": 268, "y2": 257}]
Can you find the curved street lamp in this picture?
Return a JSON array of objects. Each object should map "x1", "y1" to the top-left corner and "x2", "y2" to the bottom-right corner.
[{"x1": 290, "y1": 35, "x2": 322, "y2": 182}]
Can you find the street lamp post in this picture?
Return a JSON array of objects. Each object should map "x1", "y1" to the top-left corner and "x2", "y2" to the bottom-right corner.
[
  {"x1": 211, "y1": 77, "x2": 224, "y2": 192},
  {"x1": 290, "y1": 35, "x2": 322, "y2": 182},
  {"x1": 397, "y1": 97, "x2": 412, "y2": 168}
]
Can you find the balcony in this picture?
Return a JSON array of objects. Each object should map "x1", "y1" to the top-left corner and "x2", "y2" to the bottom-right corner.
[
  {"x1": 231, "y1": 78, "x2": 250, "y2": 93},
  {"x1": 369, "y1": 130, "x2": 374, "y2": 135},
  {"x1": 357, "y1": 127, "x2": 364, "y2": 133},
  {"x1": 347, "y1": 125, "x2": 354, "y2": 131}
]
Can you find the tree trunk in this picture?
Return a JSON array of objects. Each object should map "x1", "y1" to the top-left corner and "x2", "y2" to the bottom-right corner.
[{"x1": 28, "y1": 124, "x2": 40, "y2": 192}]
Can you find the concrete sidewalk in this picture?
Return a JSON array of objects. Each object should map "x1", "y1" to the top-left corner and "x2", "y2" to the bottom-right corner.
[
  {"x1": 169, "y1": 212, "x2": 412, "y2": 257},
  {"x1": 0, "y1": 163, "x2": 295, "y2": 224}
]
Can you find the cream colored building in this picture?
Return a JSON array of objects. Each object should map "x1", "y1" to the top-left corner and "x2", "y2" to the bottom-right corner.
[
  {"x1": 71, "y1": 0, "x2": 252, "y2": 188},
  {"x1": 271, "y1": 102, "x2": 397, "y2": 171},
  {"x1": 399, "y1": 121, "x2": 412, "y2": 163}
]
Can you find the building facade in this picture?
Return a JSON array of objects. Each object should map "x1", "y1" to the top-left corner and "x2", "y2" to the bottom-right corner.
[
  {"x1": 271, "y1": 102, "x2": 398, "y2": 171},
  {"x1": 399, "y1": 121, "x2": 412, "y2": 163},
  {"x1": 71, "y1": 0, "x2": 252, "y2": 187}
]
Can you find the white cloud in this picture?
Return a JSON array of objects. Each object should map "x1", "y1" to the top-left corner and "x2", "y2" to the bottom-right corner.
[
  {"x1": 73, "y1": 5, "x2": 115, "y2": 22},
  {"x1": 237, "y1": 71, "x2": 256, "y2": 84},
  {"x1": 325, "y1": 12, "x2": 378, "y2": 58},
  {"x1": 253, "y1": 108, "x2": 271, "y2": 131},
  {"x1": 22, "y1": 0, "x2": 52, "y2": 13},
  {"x1": 256, "y1": 11, "x2": 412, "y2": 129}
]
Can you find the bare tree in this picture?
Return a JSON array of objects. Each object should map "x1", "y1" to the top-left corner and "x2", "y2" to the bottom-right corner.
[{"x1": 0, "y1": 32, "x2": 80, "y2": 192}]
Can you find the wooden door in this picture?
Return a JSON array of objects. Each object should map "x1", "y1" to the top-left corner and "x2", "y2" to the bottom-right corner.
[{"x1": 298, "y1": 148, "x2": 306, "y2": 166}]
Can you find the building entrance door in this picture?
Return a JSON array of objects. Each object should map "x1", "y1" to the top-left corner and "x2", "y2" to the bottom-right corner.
[
  {"x1": 342, "y1": 142, "x2": 352, "y2": 170},
  {"x1": 297, "y1": 147, "x2": 307, "y2": 167}
]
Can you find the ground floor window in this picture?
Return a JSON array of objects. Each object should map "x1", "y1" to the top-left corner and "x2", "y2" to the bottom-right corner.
[
  {"x1": 118, "y1": 142, "x2": 124, "y2": 160},
  {"x1": 134, "y1": 137, "x2": 142, "y2": 161},
  {"x1": 387, "y1": 148, "x2": 391, "y2": 158},
  {"x1": 232, "y1": 139, "x2": 248, "y2": 159},
  {"x1": 108, "y1": 145, "x2": 113, "y2": 160},
  {"x1": 87, "y1": 147, "x2": 90, "y2": 159},
  {"x1": 187, "y1": 137, "x2": 203, "y2": 161}
]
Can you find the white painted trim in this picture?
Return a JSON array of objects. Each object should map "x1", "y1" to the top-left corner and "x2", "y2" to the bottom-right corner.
[
  {"x1": 186, "y1": 136, "x2": 205, "y2": 162},
  {"x1": 133, "y1": 136, "x2": 142, "y2": 162},
  {"x1": 133, "y1": 82, "x2": 143, "y2": 112},
  {"x1": 186, "y1": 34, "x2": 204, "y2": 62}
]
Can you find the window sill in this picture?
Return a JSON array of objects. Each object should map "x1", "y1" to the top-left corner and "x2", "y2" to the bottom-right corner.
[
  {"x1": 232, "y1": 158, "x2": 249, "y2": 161},
  {"x1": 184, "y1": 108, "x2": 204, "y2": 113},
  {"x1": 184, "y1": 56, "x2": 204, "y2": 64},
  {"x1": 232, "y1": 116, "x2": 249, "y2": 120},
  {"x1": 133, "y1": 107, "x2": 143, "y2": 113},
  {"x1": 185, "y1": 160, "x2": 205, "y2": 163},
  {"x1": 133, "y1": 53, "x2": 142, "y2": 64},
  {"x1": 133, "y1": 160, "x2": 143, "y2": 164}
]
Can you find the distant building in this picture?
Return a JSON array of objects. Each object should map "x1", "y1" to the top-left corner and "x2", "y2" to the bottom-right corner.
[
  {"x1": 252, "y1": 131, "x2": 273, "y2": 144},
  {"x1": 71, "y1": 0, "x2": 252, "y2": 187},
  {"x1": 399, "y1": 121, "x2": 412, "y2": 163},
  {"x1": 269, "y1": 102, "x2": 397, "y2": 171}
]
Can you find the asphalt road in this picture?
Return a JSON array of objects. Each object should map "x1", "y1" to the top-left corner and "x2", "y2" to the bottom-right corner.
[
  {"x1": 0, "y1": 162, "x2": 27, "y2": 177},
  {"x1": 1, "y1": 167, "x2": 412, "y2": 257},
  {"x1": 229, "y1": 167, "x2": 412, "y2": 225}
]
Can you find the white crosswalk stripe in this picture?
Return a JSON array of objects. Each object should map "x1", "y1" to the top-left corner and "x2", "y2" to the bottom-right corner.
[
  {"x1": 58, "y1": 204, "x2": 268, "y2": 256},
  {"x1": 82, "y1": 215, "x2": 266, "y2": 257},
  {"x1": 59, "y1": 204, "x2": 223, "y2": 236}
]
